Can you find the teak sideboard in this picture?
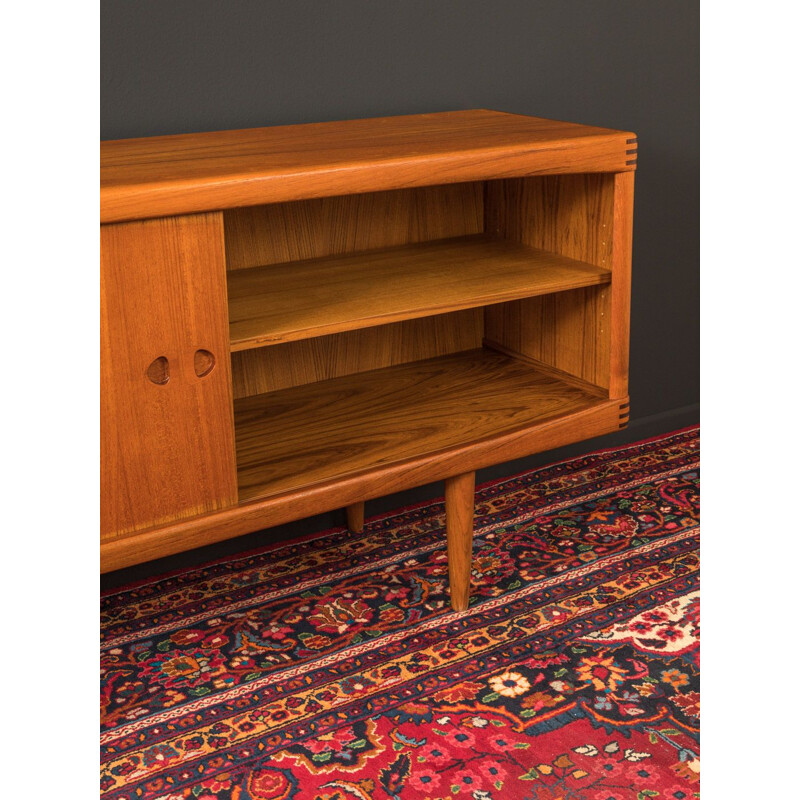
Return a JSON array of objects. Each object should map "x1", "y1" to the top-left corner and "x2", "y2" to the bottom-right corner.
[{"x1": 100, "y1": 109, "x2": 635, "y2": 610}]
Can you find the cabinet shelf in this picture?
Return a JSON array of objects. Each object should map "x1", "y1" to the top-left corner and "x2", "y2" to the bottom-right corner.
[
  {"x1": 227, "y1": 234, "x2": 611, "y2": 352},
  {"x1": 234, "y1": 347, "x2": 606, "y2": 503}
]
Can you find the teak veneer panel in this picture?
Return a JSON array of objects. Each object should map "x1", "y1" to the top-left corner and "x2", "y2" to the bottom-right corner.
[
  {"x1": 608, "y1": 171, "x2": 635, "y2": 398},
  {"x1": 101, "y1": 110, "x2": 635, "y2": 222},
  {"x1": 484, "y1": 174, "x2": 617, "y2": 388},
  {"x1": 100, "y1": 214, "x2": 238, "y2": 538},
  {"x1": 102, "y1": 397, "x2": 625, "y2": 572},
  {"x1": 234, "y1": 348, "x2": 607, "y2": 503},
  {"x1": 226, "y1": 183, "x2": 485, "y2": 396},
  {"x1": 231, "y1": 309, "x2": 483, "y2": 397},
  {"x1": 484, "y1": 287, "x2": 610, "y2": 389},
  {"x1": 224, "y1": 183, "x2": 484, "y2": 271},
  {"x1": 485, "y1": 175, "x2": 616, "y2": 265},
  {"x1": 227, "y1": 234, "x2": 611, "y2": 351}
]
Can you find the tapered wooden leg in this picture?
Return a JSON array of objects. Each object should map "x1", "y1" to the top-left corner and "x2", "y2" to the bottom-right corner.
[
  {"x1": 445, "y1": 471, "x2": 475, "y2": 611},
  {"x1": 346, "y1": 501, "x2": 365, "y2": 533}
]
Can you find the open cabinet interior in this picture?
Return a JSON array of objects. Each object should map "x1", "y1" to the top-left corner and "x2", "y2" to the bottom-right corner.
[
  {"x1": 223, "y1": 175, "x2": 618, "y2": 504},
  {"x1": 100, "y1": 109, "x2": 634, "y2": 581}
]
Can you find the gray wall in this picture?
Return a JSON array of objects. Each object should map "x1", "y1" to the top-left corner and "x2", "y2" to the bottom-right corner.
[{"x1": 101, "y1": 0, "x2": 698, "y2": 584}]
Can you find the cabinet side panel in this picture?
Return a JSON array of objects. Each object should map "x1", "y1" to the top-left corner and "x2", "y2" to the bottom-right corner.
[
  {"x1": 223, "y1": 183, "x2": 484, "y2": 270},
  {"x1": 101, "y1": 214, "x2": 238, "y2": 539},
  {"x1": 484, "y1": 288, "x2": 610, "y2": 388},
  {"x1": 484, "y1": 175, "x2": 615, "y2": 389},
  {"x1": 609, "y1": 171, "x2": 635, "y2": 398}
]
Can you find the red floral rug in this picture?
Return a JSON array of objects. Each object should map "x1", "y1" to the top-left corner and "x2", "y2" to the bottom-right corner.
[{"x1": 101, "y1": 427, "x2": 700, "y2": 800}]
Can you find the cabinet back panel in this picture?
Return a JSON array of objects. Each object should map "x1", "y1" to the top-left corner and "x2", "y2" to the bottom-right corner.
[
  {"x1": 226, "y1": 183, "x2": 484, "y2": 396},
  {"x1": 224, "y1": 183, "x2": 484, "y2": 271},
  {"x1": 232, "y1": 309, "x2": 483, "y2": 397}
]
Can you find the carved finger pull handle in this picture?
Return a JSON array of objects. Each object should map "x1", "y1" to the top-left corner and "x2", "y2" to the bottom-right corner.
[
  {"x1": 194, "y1": 349, "x2": 216, "y2": 378},
  {"x1": 146, "y1": 350, "x2": 215, "y2": 384},
  {"x1": 146, "y1": 356, "x2": 170, "y2": 385}
]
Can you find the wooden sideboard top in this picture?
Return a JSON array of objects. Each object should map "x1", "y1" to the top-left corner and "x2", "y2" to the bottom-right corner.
[{"x1": 100, "y1": 109, "x2": 637, "y2": 223}]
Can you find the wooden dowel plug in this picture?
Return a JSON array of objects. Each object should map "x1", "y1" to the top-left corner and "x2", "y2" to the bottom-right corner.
[{"x1": 445, "y1": 471, "x2": 476, "y2": 611}]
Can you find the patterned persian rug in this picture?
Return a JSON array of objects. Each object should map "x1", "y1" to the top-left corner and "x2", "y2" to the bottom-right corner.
[{"x1": 101, "y1": 427, "x2": 700, "y2": 800}]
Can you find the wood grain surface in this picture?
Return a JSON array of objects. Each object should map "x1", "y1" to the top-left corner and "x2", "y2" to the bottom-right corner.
[
  {"x1": 99, "y1": 112, "x2": 636, "y2": 581},
  {"x1": 609, "y1": 171, "x2": 635, "y2": 398},
  {"x1": 484, "y1": 174, "x2": 616, "y2": 388},
  {"x1": 234, "y1": 348, "x2": 605, "y2": 503},
  {"x1": 101, "y1": 110, "x2": 636, "y2": 222},
  {"x1": 445, "y1": 471, "x2": 476, "y2": 611},
  {"x1": 101, "y1": 214, "x2": 238, "y2": 538},
  {"x1": 226, "y1": 183, "x2": 484, "y2": 396},
  {"x1": 224, "y1": 183, "x2": 483, "y2": 271},
  {"x1": 484, "y1": 288, "x2": 610, "y2": 389},
  {"x1": 346, "y1": 502, "x2": 365, "y2": 534},
  {"x1": 231, "y1": 309, "x2": 483, "y2": 397},
  {"x1": 101, "y1": 396, "x2": 625, "y2": 572},
  {"x1": 228, "y1": 234, "x2": 611, "y2": 351}
]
